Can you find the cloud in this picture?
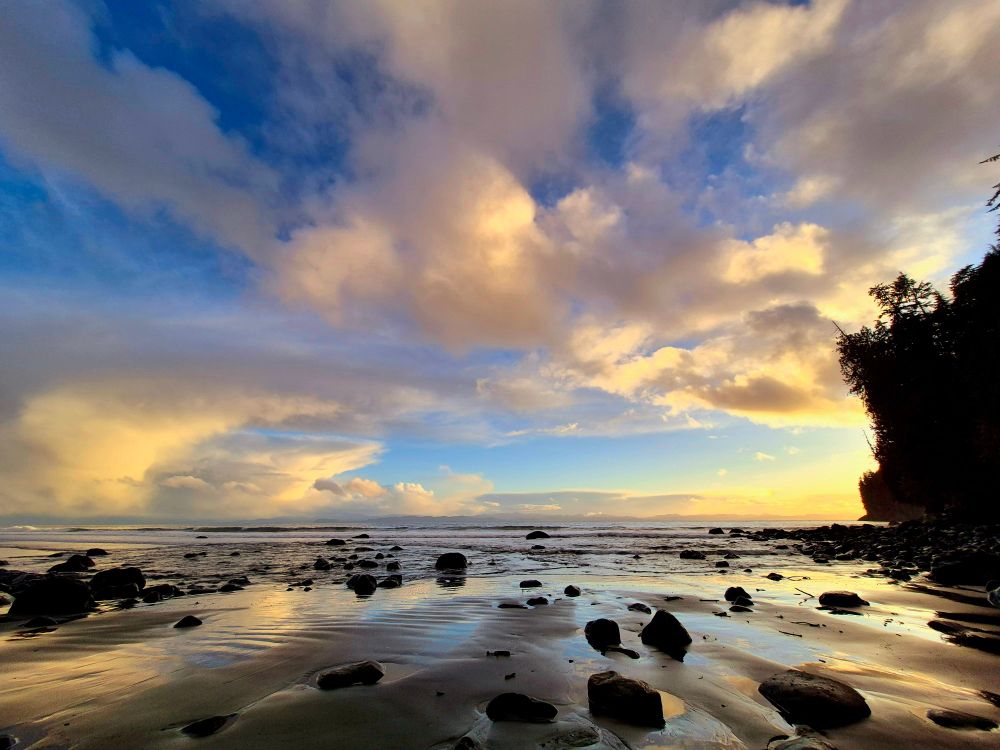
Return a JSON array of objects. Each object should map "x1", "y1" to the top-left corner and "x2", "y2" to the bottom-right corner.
[{"x1": 754, "y1": 452, "x2": 776, "y2": 462}]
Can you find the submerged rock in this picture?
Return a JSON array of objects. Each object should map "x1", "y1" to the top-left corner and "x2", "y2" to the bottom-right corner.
[
  {"x1": 317, "y1": 660, "x2": 385, "y2": 689},
  {"x1": 485, "y1": 693, "x2": 557, "y2": 722},
  {"x1": 587, "y1": 670, "x2": 664, "y2": 727},
  {"x1": 926, "y1": 708, "x2": 998, "y2": 730},
  {"x1": 564, "y1": 585, "x2": 582, "y2": 597},
  {"x1": 584, "y1": 618, "x2": 621, "y2": 649},
  {"x1": 435, "y1": 552, "x2": 468, "y2": 570},
  {"x1": 9, "y1": 575, "x2": 93, "y2": 616},
  {"x1": 639, "y1": 610, "x2": 691, "y2": 661},
  {"x1": 173, "y1": 615, "x2": 203, "y2": 628},
  {"x1": 818, "y1": 591, "x2": 869, "y2": 608},
  {"x1": 758, "y1": 670, "x2": 870, "y2": 728},
  {"x1": 767, "y1": 572, "x2": 785, "y2": 581},
  {"x1": 386, "y1": 561, "x2": 401, "y2": 571}
]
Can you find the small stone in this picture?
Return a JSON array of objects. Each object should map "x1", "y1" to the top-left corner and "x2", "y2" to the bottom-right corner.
[
  {"x1": 818, "y1": 591, "x2": 869, "y2": 608},
  {"x1": 926, "y1": 708, "x2": 998, "y2": 731},
  {"x1": 767, "y1": 572, "x2": 785, "y2": 581},
  {"x1": 708, "y1": 528, "x2": 725, "y2": 534},
  {"x1": 526, "y1": 596, "x2": 548, "y2": 606},
  {"x1": 604, "y1": 646, "x2": 640, "y2": 659},
  {"x1": 627, "y1": 602, "x2": 651, "y2": 614},
  {"x1": 86, "y1": 548, "x2": 109, "y2": 557},
  {"x1": 587, "y1": 670, "x2": 664, "y2": 727},
  {"x1": 564, "y1": 585, "x2": 581, "y2": 597},
  {"x1": 485, "y1": 693, "x2": 557, "y2": 722},
  {"x1": 680, "y1": 550, "x2": 706, "y2": 560},
  {"x1": 498, "y1": 602, "x2": 528, "y2": 609},
  {"x1": 174, "y1": 615, "x2": 202, "y2": 628},
  {"x1": 314, "y1": 557, "x2": 332, "y2": 571},
  {"x1": 715, "y1": 561, "x2": 730, "y2": 568},
  {"x1": 325, "y1": 538, "x2": 346, "y2": 546},
  {"x1": 758, "y1": 670, "x2": 870, "y2": 728},
  {"x1": 317, "y1": 660, "x2": 385, "y2": 689},
  {"x1": 519, "y1": 579, "x2": 542, "y2": 588},
  {"x1": 767, "y1": 728, "x2": 838, "y2": 750}
]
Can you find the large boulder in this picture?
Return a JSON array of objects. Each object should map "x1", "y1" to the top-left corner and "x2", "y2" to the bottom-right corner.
[
  {"x1": 587, "y1": 671, "x2": 665, "y2": 727},
  {"x1": 758, "y1": 670, "x2": 870, "y2": 728},
  {"x1": 435, "y1": 552, "x2": 468, "y2": 570},
  {"x1": 584, "y1": 618, "x2": 621, "y2": 649},
  {"x1": 485, "y1": 693, "x2": 557, "y2": 723},
  {"x1": 91, "y1": 567, "x2": 145, "y2": 592},
  {"x1": 317, "y1": 660, "x2": 385, "y2": 690},
  {"x1": 8, "y1": 575, "x2": 93, "y2": 616},
  {"x1": 640, "y1": 610, "x2": 691, "y2": 661}
]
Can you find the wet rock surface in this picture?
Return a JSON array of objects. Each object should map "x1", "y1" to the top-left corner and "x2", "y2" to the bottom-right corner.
[
  {"x1": 485, "y1": 692, "x2": 557, "y2": 723},
  {"x1": 587, "y1": 670, "x2": 665, "y2": 727},
  {"x1": 639, "y1": 610, "x2": 691, "y2": 661},
  {"x1": 758, "y1": 670, "x2": 871, "y2": 728},
  {"x1": 317, "y1": 660, "x2": 385, "y2": 690},
  {"x1": 8, "y1": 575, "x2": 93, "y2": 616},
  {"x1": 926, "y1": 708, "x2": 998, "y2": 730}
]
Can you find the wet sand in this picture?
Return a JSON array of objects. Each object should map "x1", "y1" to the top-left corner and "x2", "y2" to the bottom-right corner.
[{"x1": 3, "y1": 547, "x2": 1000, "y2": 749}]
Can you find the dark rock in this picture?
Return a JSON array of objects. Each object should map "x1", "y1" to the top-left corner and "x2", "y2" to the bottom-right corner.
[
  {"x1": 715, "y1": 561, "x2": 730, "y2": 568},
  {"x1": 519, "y1": 579, "x2": 542, "y2": 588},
  {"x1": 564, "y1": 585, "x2": 581, "y2": 597},
  {"x1": 730, "y1": 605, "x2": 753, "y2": 613},
  {"x1": 93, "y1": 583, "x2": 141, "y2": 600},
  {"x1": 725, "y1": 586, "x2": 751, "y2": 602},
  {"x1": 48, "y1": 554, "x2": 94, "y2": 573},
  {"x1": 23, "y1": 615, "x2": 59, "y2": 628},
  {"x1": 317, "y1": 660, "x2": 385, "y2": 689},
  {"x1": 930, "y1": 553, "x2": 1000, "y2": 586},
  {"x1": 0, "y1": 595, "x2": 9, "y2": 605},
  {"x1": 680, "y1": 550, "x2": 706, "y2": 560},
  {"x1": 435, "y1": 552, "x2": 468, "y2": 570},
  {"x1": 347, "y1": 574, "x2": 377, "y2": 595},
  {"x1": 374, "y1": 553, "x2": 384, "y2": 559},
  {"x1": 386, "y1": 561, "x2": 401, "y2": 571},
  {"x1": 219, "y1": 583, "x2": 242, "y2": 592},
  {"x1": 86, "y1": 548, "x2": 109, "y2": 557},
  {"x1": 526, "y1": 531, "x2": 551, "y2": 540},
  {"x1": 640, "y1": 610, "x2": 692, "y2": 661},
  {"x1": 526, "y1": 596, "x2": 547, "y2": 606},
  {"x1": 584, "y1": 618, "x2": 621, "y2": 648},
  {"x1": 498, "y1": 602, "x2": 528, "y2": 609},
  {"x1": 181, "y1": 715, "x2": 234, "y2": 737},
  {"x1": 767, "y1": 572, "x2": 785, "y2": 581},
  {"x1": 709, "y1": 527, "x2": 725, "y2": 534},
  {"x1": 195, "y1": 535, "x2": 209, "y2": 539},
  {"x1": 358, "y1": 559, "x2": 379, "y2": 569},
  {"x1": 325, "y1": 538, "x2": 346, "y2": 546},
  {"x1": 230, "y1": 551, "x2": 241, "y2": 556},
  {"x1": 627, "y1": 602, "x2": 652, "y2": 614},
  {"x1": 531, "y1": 544, "x2": 545, "y2": 550},
  {"x1": 926, "y1": 708, "x2": 998, "y2": 730},
  {"x1": 9, "y1": 575, "x2": 93, "y2": 616},
  {"x1": 174, "y1": 615, "x2": 202, "y2": 628},
  {"x1": 91, "y1": 566, "x2": 145, "y2": 591},
  {"x1": 0, "y1": 735, "x2": 15, "y2": 750},
  {"x1": 733, "y1": 596, "x2": 754, "y2": 607},
  {"x1": 390, "y1": 545, "x2": 404, "y2": 551},
  {"x1": 314, "y1": 557, "x2": 332, "y2": 571},
  {"x1": 724, "y1": 552, "x2": 741, "y2": 559},
  {"x1": 355, "y1": 546, "x2": 374, "y2": 552},
  {"x1": 767, "y1": 728, "x2": 838, "y2": 750},
  {"x1": 587, "y1": 670, "x2": 664, "y2": 727},
  {"x1": 818, "y1": 591, "x2": 869, "y2": 608},
  {"x1": 604, "y1": 646, "x2": 640, "y2": 659},
  {"x1": 485, "y1": 693, "x2": 557, "y2": 722},
  {"x1": 758, "y1": 670, "x2": 871, "y2": 728},
  {"x1": 378, "y1": 574, "x2": 402, "y2": 589},
  {"x1": 353, "y1": 533, "x2": 370, "y2": 539}
]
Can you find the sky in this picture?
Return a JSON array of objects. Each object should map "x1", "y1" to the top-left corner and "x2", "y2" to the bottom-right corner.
[{"x1": 1, "y1": 0, "x2": 998, "y2": 522}]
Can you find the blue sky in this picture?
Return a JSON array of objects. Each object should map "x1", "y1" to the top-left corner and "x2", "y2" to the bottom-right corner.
[{"x1": 1, "y1": 0, "x2": 998, "y2": 521}]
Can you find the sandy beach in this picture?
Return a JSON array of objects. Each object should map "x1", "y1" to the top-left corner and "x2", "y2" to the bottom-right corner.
[{"x1": 1, "y1": 524, "x2": 999, "y2": 749}]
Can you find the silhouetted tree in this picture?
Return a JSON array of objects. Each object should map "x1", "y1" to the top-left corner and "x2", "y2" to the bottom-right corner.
[{"x1": 838, "y1": 154, "x2": 1000, "y2": 520}]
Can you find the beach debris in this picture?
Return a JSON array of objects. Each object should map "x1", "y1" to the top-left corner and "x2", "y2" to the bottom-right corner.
[
  {"x1": 627, "y1": 602, "x2": 652, "y2": 614},
  {"x1": 174, "y1": 615, "x2": 202, "y2": 628},
  {"x1": 564, "y1": 585, "x2": 581, "y2": 597},
  {"x1": 926, "y1": 708, "x2": 998, "y2": 730},
  {"x1": 485, "y1": 692, "x2": 557, "y2": 722},
  {"x1": 48, "y1": 554, "x2": 95, "y2": 573},
  {"x1": 724, "y1": 586, "x2": 750, "y2": 602},
  {"x1": 766, "y1": 727, "x2": 838, "y2": 749},
  {"x1": 346, "y1": 573, "x2": 377, "y2": 595},
  {"x1": 8, "y1": 575, "x2": 93, "y2": 617},
  {"x1": 317, "y1": 660, "x2": 385, "y2": 689},
  {"x1": 679, "y1": 550, "x2": 706, "y2": 560},
  {"x1": 526, "y1": 530, "x2": 550, "y2": 540},
  {"x1": 639, "y1": 610, "x2": 692, "y2": 661},
  {"x1": 587, "y1": 670, "x2": 665, "y2": 727},
  {"x1": 584, "y1": 618, "x2": 621, "y2": 649},
  {"x1": 435, "y1": 552, "x2": 468, "y2": 570},
  {"x1": 526, "y1": 596, "x2": 548, "y2": 606},
  {"x1": 519, "y1": 579, "x2": 542, "y2": 588},
  {"x1": 758, "y1": 670, "x2": 870, "y2": 728},
  {"x1": 181, "y1": 714, "x2": 235, "y2": 738},
  {"x1": 818, "y1": 591, "x2": 869, "y2": 608}
]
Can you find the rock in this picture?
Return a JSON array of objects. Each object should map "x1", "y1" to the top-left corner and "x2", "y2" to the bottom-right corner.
[
  {"x1": 347, "y1": 573, "x2": 377, "y2": 595},
  {"x1": 709, "y1": 528, "x2": 725, "y2": 534},
  {"x1": 730, "y1": 605, "x2": 753, "y2": 613},
  {"x1": 386, "y1": 561, "x2": 401, "y2": 571},
  {"x1": 48, "y1": 554, "x2": 95, "y2": 573},
  {"x1": 584, "y1": 618, "x2": 621, "y2": 648},
  {"x1": 767, "y1": 728, "x2": 839, "y2": 750},
  {"x1": 93, "y1": 583, "x2": 141, "y2": 600},
  {"x1": 715, "y1": 561, "x2": 730, "y2": 568},
  {"x1": 640, "y1": 610, "x2": 692, "y2": 661},
  {"x1": 725, "y1": 586, "x2": 750, "y2": 602},
  {"x1": 23, "y1": 615, "x2": 59, "y2": 628},
  {"x1": 926, "y1": 708, "x2": 998, "y2": 730},
  {"x1": 0, "y1": 595, "x2": 9, "y2": 605},
  {"x1": 174, "y1": 615, "x2": 203, "y2": 628},
  {"x1": 531, "y1": 544, "x2": 545, "y2": 550},
  {"x1": 435, "y1": 552, "x2": 468, "y2": 570},
  {"x1": 354, "y1": 533, "x2": 370, "y2": 539},
  {"x1": 526, "y1": 596, "x2": 547, "y2": 606},
  {"x1": 358, "y1": 559, "x2": 379, "y2": 569},
  {"x1": 679, "y1": 550, "x2": 706, "y2": 560},
  {"x1": 519, "y1": 579, "x2": 542, "y2": 588},
  {"x1": 758, "y1": 670, "x2": 871, "y2": 728},
  {"x1": 564, "y1": 585, "x2": 581, "y2": 597},
  {"x1": 930, "y1": 553, "x2": 1000, "y2": 586},
  {"x1": 317, "y1": 660, "x2": 385, "y2": 689},
  {"x1": 498, "y1": 602, "x2": 528, "y2": 609},
  {"x1": 587, "y1": 670, "x2": 664, "y2": 727},
  {"x1": 219, "y1": 583, "x2": 242, "y2": 592},
  {"x1": 195, "y1": 535, "x2": 208, "y2": 539},
  {"x1": 91, "y1": 567, "x2": 145, "y2": 591},
  {"x1": 818, "y1": 591, "x2": 869, "y2": 608},
  {"x1": 0, "y1": 560, "x2": 8, "y2": 566},
  {"x1": 627, "y1": 602, "x2": 652, "y2": 614},
  {"x1": 325, "y1": 538, "x2": 346, "y2": 546},
  {"x1": 181, "y1": 715, "x2": 234, "y2": 737},
  {"x1": 314, "y1": 557, "x2": 332, "y2": 571},
  {"x1": 526, "y1": 531, "x2": 551, "y2": 540},
  {"x1": 390, "y1": 545, "x2": 404, "y2": 551},
  {"x1": 767, "y1": 572, "x2": 785, "y2": 581},
  {"x1": 86, "y1": 548, "x2": 109, "y2": 556},
  {"x1": 485, "y1": 693, "x2": 557, "y2": 722},
  {"x1": 733, "y1": 596, "x2": 755, "y2": 607},
  {"x1": 0, "y1": 734, "x2": 15, "y2": 750},
  {"x1": 724, "y1": 552, "x2": 741, "y2": 559},
  {"x1": 9, "y1": 575, "x2": 93, "y2": 616},
  {"x1": 378, "y1": 574, "x2": 402, "y2": 589}
]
